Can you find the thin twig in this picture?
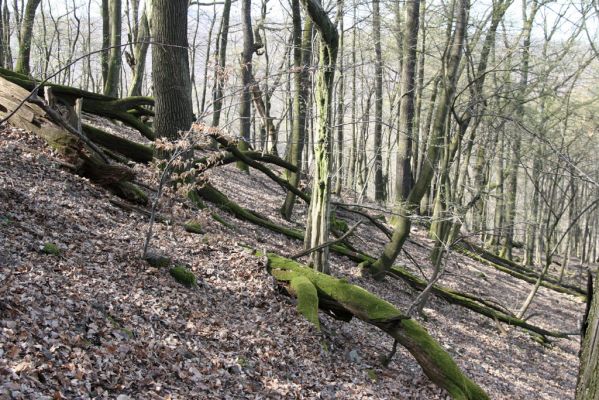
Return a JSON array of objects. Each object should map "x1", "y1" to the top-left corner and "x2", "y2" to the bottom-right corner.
[{"x1": 290, "y1": 221, "x2": 363, "y2": 260}]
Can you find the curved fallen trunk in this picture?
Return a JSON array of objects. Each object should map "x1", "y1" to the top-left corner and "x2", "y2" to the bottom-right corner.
[{"x1": 256, "y1": 251, "x2": 489, "y2": 400}]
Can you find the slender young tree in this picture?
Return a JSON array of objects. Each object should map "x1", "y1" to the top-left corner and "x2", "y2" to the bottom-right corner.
[
  {"x1": 211, "y1": 0, "x2": 232, "y2": 127},
  {"x1": 128, "y1": 2, "x2": 151, "y2": 97},
  {"x1": 368, "y1": 0, "x2": 469, "y2": 279},
  {"x1": 101, "y1": 0, "x2": 110, "y2": 85},
  {"x1": 373, "y1": 0, "x2": 384, "y2": 201},
  {"x1": 237, "y1": 0, "x2": 255, "y2": 171},
  {"x1": 281, "y1": 1, "x2": 312, "y2": 219}
]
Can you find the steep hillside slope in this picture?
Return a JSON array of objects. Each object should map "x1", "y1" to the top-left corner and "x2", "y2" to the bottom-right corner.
[{"x1": 0, "y1": 125, "x2": 585, "y2": 399}]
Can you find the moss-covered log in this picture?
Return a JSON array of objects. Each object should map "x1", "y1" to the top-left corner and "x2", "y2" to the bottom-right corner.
[
  {"x1": 260, "y1": 251, "x2": 489, "y2": 400},
  {"x1": 197, "y1": 182, "x2": 565, "y2": 341},
  {"x1": 455, "y1": 242, "x2": 586, "y2": 299},
  {"x1": 0, "y1": 67, "x2": 155, "y2": 140},
  {"x1": 83, "y1": 123, "x2": 153, "y2": 163}
]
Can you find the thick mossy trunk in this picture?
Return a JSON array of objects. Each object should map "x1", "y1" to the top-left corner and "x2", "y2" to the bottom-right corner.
[
  {"x1": 83, "y1": 123, "x2": 153, "y2": 163},
  {"x1": 258, "y1": 251, "x2": 489, "y2": 400}
]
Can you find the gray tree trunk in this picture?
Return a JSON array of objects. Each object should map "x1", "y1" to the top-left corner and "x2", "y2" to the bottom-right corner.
[{"x1": 152, "y1": 0, "x2": 193, "y2": 141}]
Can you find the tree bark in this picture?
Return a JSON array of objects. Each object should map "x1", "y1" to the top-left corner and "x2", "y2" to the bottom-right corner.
[
  {"x1": 15, "y1": 0, "x2": 41, "y2": 75},
  {"x1": 128, "y1": 2, "x2": 151, "y2": 97},
  {"x1": 151, "y1": 0, "x2": 193, "y2": 141},
  {"x1": 237, "y1": 0, "x2": 255, "y2": 171},
  {"x1": 281, "y1": 2, "x2": 312, "y2": 219},
  {"x1": 301, "y1": 0, "x2": 339, "y2": 274},
  {"x1": 104, "y1": 0, "x2": 122, "y2": 97}
]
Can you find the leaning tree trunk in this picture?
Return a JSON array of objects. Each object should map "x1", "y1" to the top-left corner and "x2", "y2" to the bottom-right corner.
[
  {"x1": 104, "y1": 0, "x2": 122, "y2": 97},
  {"x1": 151, "y1": 0, "x2": 193, "y2": 141},
  {"x1": 15, "y1": 0, "x2": 41, "y2": 75},
  {"x1": 281, "y1": 2, "x2": 312, "y2": 220},
  {"x1": 368, "y1": 0, "x2": 469, "y2": 279},
  {"x1": 301, "y1": 0, "x2": 339, "y2": 274},
  {"x1": 577, "y1": 275, "x2": 599, "y2": 400}
]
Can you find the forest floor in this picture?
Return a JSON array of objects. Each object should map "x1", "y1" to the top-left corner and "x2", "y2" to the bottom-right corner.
[{"x1": 0, "y1": 121, "x2": 589, "y2": 399}]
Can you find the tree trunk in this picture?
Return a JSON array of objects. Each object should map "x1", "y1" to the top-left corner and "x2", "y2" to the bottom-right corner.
[
  {"x1": 369, "y1": 0, "x2": 469, "y2": 279},
  {"x1": 211, "y1": 0, "x2": 231, "y2": 127},
  {"x1": 104, "y1": 0, "x2": 122, "y2": 97},
  {"x1": 128, "y1": 2, "x2": 151, "y2": 97},
  {"x1": 577, "y1": 274, "x2": 599, "y2": 400},
  {"x1": 301, "y1": 0, "x2": 339, "y2": 274},
  {"x1": 372, "y1": 0, "x2": 384, "y2": 202},
  {"x1": 15, "y1": 0, "x2": 41, "y2": 75},
  {"x1": 237, "y1": 0, "x2": 255, "y2": 171},
  {"x1": 101, "y1": 0, "x2": 110, "y2": 85},
  {"x1": 151, "y1": 0, "x2": 192, "y2": 141},
  {"x1": 281, "y1": 1, "x2": 312, "y2": 219}
]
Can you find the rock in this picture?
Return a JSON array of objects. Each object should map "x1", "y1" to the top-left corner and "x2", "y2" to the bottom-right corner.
[
  {"x1": 345, "y1": 349, "x2": 361, "y2": 363},
  {"x1": 144, "y1": 251, "x2": 171, "y2": 268}
]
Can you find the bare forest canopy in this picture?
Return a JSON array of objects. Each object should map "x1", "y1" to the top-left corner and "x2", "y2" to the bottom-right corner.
[{"x1": 2, "y1": 0, "x2": 599, "y2": 398}]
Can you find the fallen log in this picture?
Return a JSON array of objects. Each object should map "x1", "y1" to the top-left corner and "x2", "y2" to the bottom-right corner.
[
  {"x1": 454, "y1": 241, "x2": 586, "y2": 299},
  {"x1": 0, "y1": 76, "x2": 147, "y2": 204},
  {"x1": 0, "y1": 67, "x2": 155, "y2": 140},
  {"x1": 255, "y1": 250, "x2": 490, "y2": 400},
  {"x1": 83, "y1": 123, "x2": 153, "y2": 163},
  {"x1": 195, "y1": 183, "x2": 566, "y2": 342}
]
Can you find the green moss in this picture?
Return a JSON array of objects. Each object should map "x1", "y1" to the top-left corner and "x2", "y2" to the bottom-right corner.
[
  {"x1": 184, "y1": 220, "x2": 203, "y2": 234},
  {"x1": 367, "y1": 369, "x2": 378, "y2": 381},
  {"x1": 289, "y1": 275, "x2": 320, "y2": 330},
  {"x1": 169, "y1": 265, "x2": 197, "y2": 287},
  {"x1": 211, "y1": 212, "x2": 234, "y2": 229},
  {"x1": 187, "y1": 190, "x2": 206, "y2": 209},
  {"x1": 399, "y1": 319, "x2": 489, "y2": 399},
  {"x1": 331, "y1": 215, "x2": 349, "y2": 233},
  {"x1": 267, "y1": 253, "x2": 404, "y2": 322},
  {"x1": 42, "y1": 242, "x2": 60, "y2": 255},
  {"x1": 236, "y1": 356, "x2": 248, "y2": 368}
]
